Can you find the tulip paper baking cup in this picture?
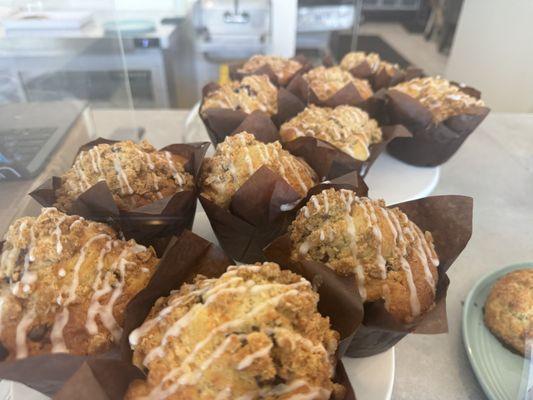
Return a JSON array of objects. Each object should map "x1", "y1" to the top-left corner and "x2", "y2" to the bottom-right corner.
[
  {"x1": 55, "y1": 230, "x2": 361, "y2": 399},
  {"x1": 371, "y1": 66, "x2": 424, "y2": 91},
  {"x1": 200, "y1": 168, "x2": 368, "y2": 264},
  {"x1": 200, "y1": 82, "x2": 306, "y2": 147},
  {"x1": 29, "y1": 138, "x2": 209, "y2": 256},
  {"x1": 283, "y1": 124, "x2": 411, "y2": 180},
  {"x1": 0, "y1": 231, "x2": 231, "y2": 396},
  {"x1": 384, "y1": 87, "x2": 490, "y2": 166},
  {"x1": 286, "y1": 74, "x2": 382, "y2": 117},
  {"x1": 264, "y1": 194, "x2": 473, "y2": 358},
  {"x1": 229, "y1": 54, "x2": 313, "y2": 87}
]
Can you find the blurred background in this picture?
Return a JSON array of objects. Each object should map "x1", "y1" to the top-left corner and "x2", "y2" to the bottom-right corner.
[{"x1": 0, "y1": 0, "x2": 530, "y2": 112}]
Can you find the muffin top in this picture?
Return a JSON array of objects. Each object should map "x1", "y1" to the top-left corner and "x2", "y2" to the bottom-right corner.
[
  {"x1": 0, "y1": 207, "x2": 158, "y2": 359},
  {"x1": 484, "y1": 269, "x2": 533, "y2": 357},
  {"x1": 201, "y1": 75, "x2": 278, "y2": 115},
  {"x1": 303, "y1": 66, "x2": 373, "y2": 102},
  {"x1": 238, "y1": 55, "x2": 302, "y2": 85},
  {"x1": 280, "y1": 105, "x2": 382, "y2": 161},
  {"x1": 340, "y1": 51, "x2": 381, "y2": 74},
  {"x1": 55, "y1": 140, "x2": 194, "y2": 212},
  {"x1": 289, "y1": 188, "x2": 439, "y2": 323},
  {"x1": 200, "y1": 132, "x2": 318, "y2": 208},
  {"x1": 126, "y1": 262, "x2": 342, "y2": 400},
  {"x1": 392, "y1": 77, "x2": 485, "y2": 122}
]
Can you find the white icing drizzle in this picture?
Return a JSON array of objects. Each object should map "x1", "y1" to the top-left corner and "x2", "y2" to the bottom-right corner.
[
  {"x1": 283, "y1": 157, "x2": 309, "y2": 193},
  {"x1": 74, "y1": 156, "x2": 91, "y2": 191},
  {"x1": 238, "y1": 134, "x2": 255, "y2": 175},
  {"x1": 113, "y1": 154, "x2": 134, "y2": 195},
  {"x1": 344, "y1": 212, "x2": 366, "y2": 301},
  {"x1": 54, "y1": 215, "x2": 67, "y2": 255},
  {"x1": 322, "y1": 191, "x2": 329, "y2": 214},
  {"x1": 311, "y1": 195, "x2": 320, "y2": 211},
  {"x1": 237, "y1": 343, "x2": 273, "y2": 370},
  {"x1": 164, "y1": 151, "x2": 185, "y2": 186},
  {"x1": 215, "y1": 388, "x2": 232, "y2": 400},
  {"x1": 69, "y1": 218, "x2": 83, "y2": 231},
  {"x1": 319, "y1": 230, "x2": 325, "y2": 241},
  {"x1": 400, "y1": 258, "x2": 421, "y2": 317},
  {"x1": 15, "y1": 308, "x2": 35, "y2": 359},
  {"x1": 299, "y1": 240, "x2": 311, "y2": 255},
  {"x1": 51, "y1": 233, "x2": 110, "y2": 353}
]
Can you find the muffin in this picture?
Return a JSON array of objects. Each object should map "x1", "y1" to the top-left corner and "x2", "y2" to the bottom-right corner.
[
  {"x1": 200, "y1": 132, "x2": 318, "y2": 208},
  {"x1": 201, "y1": 75, "x2": 278, "y2": 116},
  {"x1": 340, "y1": 51, "x2": 381, "y2": 75},
  {"x1": 303, "y1": 66, "x2": 373, "y2": 103},
  {"x1": 289, "y1": 188, "x2": 439, "y2": 323},
  {"x1": 484, "y1": 269, "x2": 533, "y2": 357},
  {"x1": 55, "y1": 140, "x2": 194, "y2": 212},
  {"x1": 279, "y1": 105, "x2": 382, "y2": 161},
  {"x1": 0, "y1": 207, "x2": 158, "y2": 359},
  {"x1": 391, "y1": 77, "x2": 485, "y2": 122},
  {"x1": 237, "y1": 55, "x2": 303, "y2": 86},
  {"x1": 126, "y1": 262, "x2": 342, "y2": 400}
]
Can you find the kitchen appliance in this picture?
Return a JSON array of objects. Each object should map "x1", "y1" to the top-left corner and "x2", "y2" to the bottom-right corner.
[
  {"x1": 296, "y1": 0, "x2": 357, "y2": 56},
  {"x1": 190, "y1": 0, "x2": 272, "y2": 94},
  {"x1": 2, "y1": 11, "x2": 93, "y2": 32}
]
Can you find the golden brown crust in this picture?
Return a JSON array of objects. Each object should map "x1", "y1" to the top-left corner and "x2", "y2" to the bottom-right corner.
[
  {"x1": 0, "y1": 208, "x2": 159, "y2": 359},
  {"x1": 289, "y1": 188, "x2": 439, "y2": 323},
  {"x1": 303, "y1": 66, "x2": 373, "y2": 102},
  {"x1": 279, "y1": 105, "x2": 382, "y2": 161},
  {"x1": 199, "y1": 132, "x2": 318, "y2": 208},
  {"x1": 55, "y1": 140, "x2": 194, "y2": 212},
  {"x1": 126, "y1": 262, "x2": 339, "y2": 400},
  {"x1": 484, "y1": 269, "x2": 533, "y2": 357},
  {"x1": 340, "y1": 52, "x2": 400, "y2": 77},
  {"x1": 238, "y1": 55, "x2": 302, "y2": 85},
  {"x1": 201, "y1": 75, "x2": 278, "y2": 115},
  {"x1": 392, "y1": 77, "x2": 485, "y2": 122}
]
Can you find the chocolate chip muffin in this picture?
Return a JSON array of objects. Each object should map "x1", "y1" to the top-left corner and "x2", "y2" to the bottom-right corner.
[
  {"x1": 200, "y1": 132, "x2": 318, "y2": 208},
  {"x1": 126, "y1": 262, "x2": 343, "y2": 400},
  {"x1": 391, "y1": 77, "x2": 485, "y2": 122},
  {"x1": 0, "y1": 207, "x2": 158, "y2": 359},
  {"x1": 289, "y1": 188, "x2": 439, "y2": 323},
  {"x1": 484, "y1": 269, "x2": 533, "y2": 357},
  {"x1": 238, "y1": 55, "x2": 303, "y2": 86},
  {"x1": 303, "y1": 66, "x2": 373, "y2": 102},
  {"x1": 201, "y1": 75, "x2": 278, "y2": 116},
  {"x1": 55, "y1": 140, "x2": 194, "y2": 212},
  {"x1": 279, "y1": 105, "x2": 382, "y2": 161}
]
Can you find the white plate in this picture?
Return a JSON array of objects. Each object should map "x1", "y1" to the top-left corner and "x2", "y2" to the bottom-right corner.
[
  {"x1": 185, "y1": 103, "x2": 440, "y2": 205},
  {"x1": 194, "y1": 209, "x2": 395, "y2": 400}
]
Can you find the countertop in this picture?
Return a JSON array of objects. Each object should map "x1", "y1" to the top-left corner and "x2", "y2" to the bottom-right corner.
[
  {"x1": 1, "y1": 109, "x2": 532, "y2": 399},
  {"x1": 90, "y1": 109, "x2": 533, "y2": 399}
]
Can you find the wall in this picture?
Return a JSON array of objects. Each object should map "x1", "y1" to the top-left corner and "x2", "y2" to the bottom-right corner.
[{"x1": 445, "y1": 0, "x2": 533, "y2": 112}]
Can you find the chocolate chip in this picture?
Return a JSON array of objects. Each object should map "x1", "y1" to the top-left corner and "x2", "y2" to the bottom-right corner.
[
  {"x1": 0, "y1": 342, "x2": 8, "y2": 360},
  {"x1": 28, "y1": 324, "x2": 50, "y2": 342}
]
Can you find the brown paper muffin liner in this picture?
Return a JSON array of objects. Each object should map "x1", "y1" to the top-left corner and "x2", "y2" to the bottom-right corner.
[
  {"x1": 200, "y1": 82, "x2": 306, "y2": 147},
  {"x1": 264, "y1": 194, "x2": 473, "y2": 357},
  {"x1": 283, "y1": 124, "x2": 411, "y2": 180},
  {"x1": 200, "y1": 168, "x2": 368, "y2": 264},
  {"x1": 54, "y1": 230, "x2": 361, "y2": 399},
  {"x1": 371, "y1": 66, "x2": 424, "y2": 91},
  {"x1": 384, "y1": 87, "x2": 490, "y2": 166},
  {"x1": 286, "y1": 73, "x2": 382, "y2": 117},
  {"x1": 229, "y1": 54, "x2": 313, "y2": 87},
  {"x1": 29, "y1": 138, "x2": 209, "y2": 256}
]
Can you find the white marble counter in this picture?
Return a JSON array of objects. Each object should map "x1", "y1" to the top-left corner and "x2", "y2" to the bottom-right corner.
[{"x1": 90, "y1": 109, "x2": 533, "y2": 399}]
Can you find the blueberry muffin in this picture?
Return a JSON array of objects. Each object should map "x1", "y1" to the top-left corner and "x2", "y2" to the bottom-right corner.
[
  {"x1": 237, "y1": 55, "x2": 303, "y2": 86},
  {"x1": 201, "y1": 75, "x2": 278, "y2": 116},
  {"x1": 0, "y1": 207, "x2": 158, "y2": 359},
  {"x1": 200, "y1": 132, "x2": 318, "y2": 208},
  {"x1": 391, "y1": 77, "x2": 485, "y2": 122},
  {"x1": 289, "y1": 188, "x2": 439, "y2": 323},
  {"x1": 279, "y1": 105, "x2": 382, "y2": 161},
  {"x1": 484, "y1": 269, "x2": 533, "y2": 357},
  {"x1": 126, "y1": 262, "x2": 343, "y2": 400},
  {"x1": 55, "y1": 140, "x2": 194, "y2": 212},
  {"x1": 303, "y1": 66, "x2": 373, "y2": 102}
]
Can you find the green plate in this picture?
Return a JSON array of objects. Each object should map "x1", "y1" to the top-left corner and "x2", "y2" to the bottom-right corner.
[{"x1": 462, "y1": 263, "x2": 533, "y2": 400}]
